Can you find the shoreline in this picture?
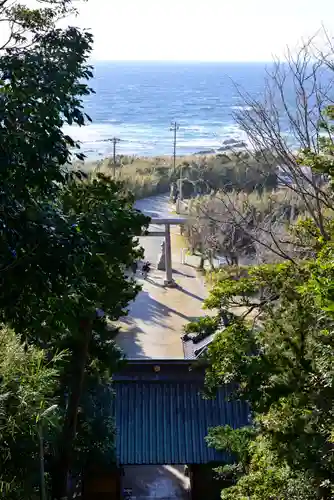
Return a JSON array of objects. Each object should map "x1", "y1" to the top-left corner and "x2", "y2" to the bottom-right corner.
[
  {"x1": 73, "y1": 138, "x2": 249, "y2": 165},
  {"x1": 73, "y1": 149, "x2": 248, "y2": 176}
]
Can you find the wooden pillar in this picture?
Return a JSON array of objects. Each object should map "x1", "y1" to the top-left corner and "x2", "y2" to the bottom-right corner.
[
  {"x1": 189, "y1": 464, "x2": 227, "y2": 500},
  {"x1": 82, "y1": 464, "x2": 121, "y2": 500}
]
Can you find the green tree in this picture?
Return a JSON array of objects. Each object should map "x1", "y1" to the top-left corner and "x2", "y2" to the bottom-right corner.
[
  {"x1": 0, "y1": 1, "x2": 150, "y2": 498},
  {"x1": 0, "y1": 326, "x2": 63, "y2": 499},
  {"x1": 208, "y1": 427, "x2": 318, "y2": 500},
  {"x1": 188, "y1": 114, "x2": 334, "y2": 496},
  {"x1": 196, "y1": 251, "x2": 334, "y2": 498}
]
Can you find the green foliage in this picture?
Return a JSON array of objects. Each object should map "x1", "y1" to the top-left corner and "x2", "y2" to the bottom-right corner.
[
  {"x1": 219, "y1": 437, "x2": 318, "y2": 500},
  {"x1": 207, "y1": 425, "x2": 255, "y2": 465},
  {"x1": 199, "y1": 251, "x2": 334, "y2": 497},
  {"x1": 89, "y1": 156, "x2": 176, "y2": 199},
  {"x1": 0, "y1": 168, "x2": 148, "y2": 496},
  {"x1": 187, "y1": 118, "x2": 334, "y2": 497},
  {"x1": 183, "y1": 316, "x2": 220, "y2": 341},
  {"x1": 207, "y1": 427, "x2": 317, "y2": 499},
  {"x1": 83, "y1": 151, "x2": 278, "y2": 200},
  {"x1": 0, "y1": 0, "x2": 150, "y2": 497},
  {"x1": 0, "y1": 327, "x2": 63, "y2": 499},
  {"x1": 1, "y1": 0, "x2": 78, "y2": 50},
  {"x1": 198, "y1": 154, "x2": 278, "y2": 194},
  {"x1": 74, "y1": 381, "x2": 117, "y2": 469}
]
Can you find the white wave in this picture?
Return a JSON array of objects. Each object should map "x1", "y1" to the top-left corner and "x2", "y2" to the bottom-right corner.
[
  {"x1": 64, "y1": 119, "x2": 253, "y2": 158},
  {"x1": 230, "y1": 105, "x2": 253, "y2": 111},
  {"x1": 182, "y1": 125, "x2": 207, "y2": 133},
  {"x1": 178, "y1": 138, "x2": 220, "y2": 148},
  {"x1": 104, "y1": 119, "x2": 123, "y2": 124},
  {"x1": 217, "y1": 123, "x2": 248, "y2": 138},
  {"x1": 63, "y1": 122, "x2": 161, "y2": 147},
  {"x1": 63, "y1": 123, "x2": 119, "y2": 143}
]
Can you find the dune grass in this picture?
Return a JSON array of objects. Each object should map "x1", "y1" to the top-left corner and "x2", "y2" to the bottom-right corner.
[
  {"x1": 76, "y1": 155, "x2": 174, "y2": 198},
  {"x1": 74, "y1": 154, "x2": 191, "y2": 198},
  {"x1": 73, "y1": 151, "x2": 278, "y2": 200}
]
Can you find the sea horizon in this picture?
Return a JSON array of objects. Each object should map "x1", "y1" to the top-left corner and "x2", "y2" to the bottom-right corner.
[
  {"x1": 89, "y1": 60, "x2": 275, "y2": 64},
  {"x1": 64, "y1": 60, "x2": 285, "y2": 160}
]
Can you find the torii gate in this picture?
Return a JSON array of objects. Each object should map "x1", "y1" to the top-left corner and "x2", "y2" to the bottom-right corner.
[{"x1": 146, "y1": 216, "x2": 187, "y2": 287}]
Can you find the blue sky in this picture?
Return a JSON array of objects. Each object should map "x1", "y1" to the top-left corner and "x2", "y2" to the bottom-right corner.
[{"x1": 71, "y1": 0, "x2": 333, "y2": 61}]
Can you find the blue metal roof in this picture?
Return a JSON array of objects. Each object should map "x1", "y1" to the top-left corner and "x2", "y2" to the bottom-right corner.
[{"x1": 113, "y1": 360, "x2": 249, "y2": 465}]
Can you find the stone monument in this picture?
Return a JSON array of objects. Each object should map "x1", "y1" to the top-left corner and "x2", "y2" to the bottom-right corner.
[{"x1": 157, "y1": 241, "x2": 166, "y2": 271}]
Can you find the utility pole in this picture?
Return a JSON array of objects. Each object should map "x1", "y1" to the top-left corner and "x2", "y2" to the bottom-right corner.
[
  {"x1": 170, "y1": 121, "x2": 179, "y2": 171},
  {"x1": 170, "y1": 122, "x2": 182, "y2": 201},
  {"x1": 111, "y1": 137, "x2": 121, "y2": 177}
]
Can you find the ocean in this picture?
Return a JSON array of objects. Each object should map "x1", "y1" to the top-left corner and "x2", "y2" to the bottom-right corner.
[{"x1": 64, "y1": 61, "x2": 274, "y2": 159}]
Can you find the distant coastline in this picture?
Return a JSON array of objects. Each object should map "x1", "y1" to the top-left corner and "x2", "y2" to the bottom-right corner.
[
  {"x1": 74, "y1": 136, "x2": 249, "y2": 163},
  {"x1": 64, "y1": 61, "x2": 275, "y2": 159}
]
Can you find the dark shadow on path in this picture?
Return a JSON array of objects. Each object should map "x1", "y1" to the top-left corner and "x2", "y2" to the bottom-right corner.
[
  {"x1": 137, "y1": 275, "x2": 166, "y2": 289},
  {"x1": 127, "y1": 291, "x2": 192, "y2": 323},
  {"x1": 116, "y1": 271, "x2": 206, "y2": 358},
  {"x1": 173, "y1": 269, "x2": 194, "y2": 278},
  {"x1": 116, "y1": 322, "x2": 153, "y2": 359},
  {"x1": 175, "y1": 285, "x2": 204, "y2": 302}
]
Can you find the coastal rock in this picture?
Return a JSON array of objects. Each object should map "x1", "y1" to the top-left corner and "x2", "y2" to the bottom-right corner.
[
  {"x1": 195, "y1": 149, "x2": 216, "y2": 155},
  {"x1": 222, "y1": 138, "x2": 239, "y2": 145},
  {"x1": 218, "y1": 141, "x2": 247, "y2": 152}
]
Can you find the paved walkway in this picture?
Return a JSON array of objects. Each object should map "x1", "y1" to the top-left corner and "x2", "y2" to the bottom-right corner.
[
  {"x1": 122, "y1": 465, "x2": 190, "y2": 500},
  {"x1": 116, "y1": 230, "x2": 209, "y2": 359}
]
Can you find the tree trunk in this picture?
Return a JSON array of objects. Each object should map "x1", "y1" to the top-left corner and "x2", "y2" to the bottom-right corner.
[
  {"x1": 208, "y1": 250, "x2": 215, "y2": 270},
  {"x1": 52, "y1": 319, "x2": 92, "y2": 499},
  {"x1": 198, "y1": 255, "x2": 205, "y2": 270},
  {"x1": 231, "y1": 252, "x2": 239, "y2": 266}
]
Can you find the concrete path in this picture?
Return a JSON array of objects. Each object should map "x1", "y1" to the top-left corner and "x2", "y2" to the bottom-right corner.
[
  {"x1": 116, "y1": 196, "x2": 209, "y2": 359},
  {"x1": 122, "y1": 465, "x2": 190, "y2": 500},
  {"x1": 115, "y1": 196, "x2": 203, "y2": 500}
]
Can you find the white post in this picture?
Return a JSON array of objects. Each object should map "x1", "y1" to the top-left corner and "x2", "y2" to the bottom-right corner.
[
  {"x1": 179, "y1": 164, "x2": 183, "y2": 202},
  {"x1": 181, "y1": 248, "x2": 187, "y2": 265}
]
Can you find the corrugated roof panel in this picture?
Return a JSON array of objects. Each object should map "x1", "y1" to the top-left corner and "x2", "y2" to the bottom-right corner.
[{"x1": 114, "y1": 381, "x2": 249, "y2": 465}]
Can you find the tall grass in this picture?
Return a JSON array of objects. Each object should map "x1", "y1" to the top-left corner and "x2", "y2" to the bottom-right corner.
[
  {"x1": 74, "y1": 151, "x2": 278, "y2": 200},
  {"x1": 77, "y1": 155, "x2": 177, "y2": 198}
]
